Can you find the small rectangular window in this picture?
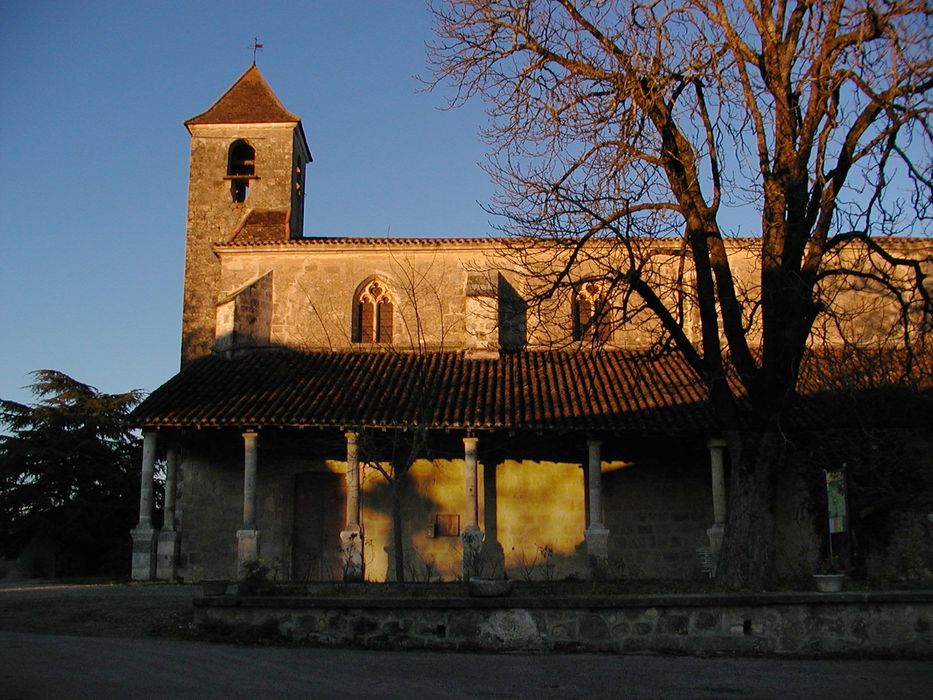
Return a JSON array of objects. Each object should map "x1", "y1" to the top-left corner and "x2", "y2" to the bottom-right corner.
[{"x1": 434, "y1": 514, "x2": 460, "y2": 538}]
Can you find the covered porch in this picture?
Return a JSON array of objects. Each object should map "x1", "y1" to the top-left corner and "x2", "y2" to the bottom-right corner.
[{"x1": 129, "y1": 349, "x2": 730, "y2": 583}]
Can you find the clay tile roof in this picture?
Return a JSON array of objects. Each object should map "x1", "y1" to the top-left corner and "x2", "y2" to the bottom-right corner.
[
  {"x1": 131, "y1": 348, "x2": 931, "y2": 434},
  {"x1": 185, "y1": 65, "x2": 300, "y2": 127},
  {"x1": 215, "y1": 236, "x2": 499, "y2": 249},
  {"x1": 132, "y1": 350, "x2": 713, "y2": 433},
  {"x1": 228, "y1": 209, "x2": 290, "y2": 244}
]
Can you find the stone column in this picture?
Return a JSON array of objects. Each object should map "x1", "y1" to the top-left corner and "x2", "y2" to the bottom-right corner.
[
  {"x1": 156, "y1": 445, "x2": 181, "y2": 580},
  {"x1": 706, "y1": 438, "x2": 728, "y2": 572},
  {"x1": 236, "y1": 431, "x2": 260, "y2": 571},
  {"x1": 460, "y1": 436, "x2": 484, "y2": 579},
  {"x1": 340, "y1": 431, "x2": 364, "y2": 581},
  {"x1": 130, "y1": 431, "x2": 158, "y2": 581},
  {"x1": 584, "y1": 440, "x2": 610, "y2": 570}
]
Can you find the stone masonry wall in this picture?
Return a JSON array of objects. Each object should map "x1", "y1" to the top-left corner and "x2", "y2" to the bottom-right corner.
[
  {"x1": 209, "y1": 238, "x2": 930, "y2": 356},
  {"x1": 194, "y1": 590, "x2": 933, "y2": 657},
  {"x1": 183, "y1": 123, "x2": 301, "y2": 364},
  {"x1": 176, "y1": 450, "x2": 243, "y2": 582},
  {"x1": 173, "y1": 433, "x2": 714, "y2": 583},
  {"x1": 215, "y1": 243, "x2": 692, "y2": 353},
  {"x1": 603, "y1": 449, "x2": 713, "y2": 580},
  {"x1": 495, "y1": 460, "x2": 588, "y2": 580},
  {"x1": 215, "y1": 272, "x2": 274, "y2": 351}
]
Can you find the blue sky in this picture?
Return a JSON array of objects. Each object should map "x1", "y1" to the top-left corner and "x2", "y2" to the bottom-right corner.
[{"x1": 0, "y1": 1, "x2": 494, "y2": 405}]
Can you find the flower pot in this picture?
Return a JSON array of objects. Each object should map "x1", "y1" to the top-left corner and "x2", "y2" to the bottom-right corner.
[
  {"x1": 468, "y1": 577, "x2": 513, "y2": 597},
  {"x1": 813, "y1": 574, "x2": 845, "y2": 593}
]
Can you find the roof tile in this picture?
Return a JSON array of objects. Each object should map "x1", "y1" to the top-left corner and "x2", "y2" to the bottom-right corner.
[
  {"x1": 185, "y1": 65, "x2": 300, "y2": 127},
  {"x1": 228, "y1": 209, "x2": 290, "y2": 244},
  {"x1": 131, "y1": 348, "x2": 930, "y2": 434},
  {"x1": 132, "y1": 349, "x2": 711, "y2": 432}
]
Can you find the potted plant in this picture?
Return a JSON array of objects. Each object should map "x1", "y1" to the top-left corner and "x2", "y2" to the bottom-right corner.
[
  {"x1": 813, "y1": 555, "x2": 846, "y2": 592},
  {"x1": 238, "y1": 557, "x2": 276, "y2": 595},
  {"x1": 465, "y1": 545, "x2": 512, "y2": 597}
]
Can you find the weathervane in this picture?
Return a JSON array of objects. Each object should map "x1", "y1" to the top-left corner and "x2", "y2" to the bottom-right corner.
[{"x1": 250, "y1": 37, "x2": 264, "y2": 65}]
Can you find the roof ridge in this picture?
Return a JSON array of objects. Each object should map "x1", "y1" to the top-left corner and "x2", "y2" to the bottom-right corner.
[{"x1": 216, "y1": 235, "x2": 503, "y2": 247}]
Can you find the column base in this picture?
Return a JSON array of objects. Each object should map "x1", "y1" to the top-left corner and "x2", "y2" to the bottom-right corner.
[
  {"x1": 236, "y1": 528, "x2": 260, "y2": 573},
  {"x1": 585, "y1": 525, "x2": 610, "y2": 559},
  {"x1": 156, "y1": 529, "x2": 180, "y2": 581},
  {"x1": 585, "y1": 525, "x2": 610, "y2": 579},
  {"x1": 130, "y1": 526, "x2": 158, "y2": 581},
  {"x1": 707, "y1": 523, "x2": 724, "y2": 575},
  {"x1": 461, "y1": 528, "x2": 486, "y2": 579},
  {"x1": 340, "y1": 525, "x2": 364, "y2": 582}
]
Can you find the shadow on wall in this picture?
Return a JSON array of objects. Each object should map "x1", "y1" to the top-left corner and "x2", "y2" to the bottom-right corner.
[
  {"x1": 602, "y1": 448, "x2": 713, "y2": 581},
  {"x1": 498, "y1": 275, "x2": 527, "y2": 349},
  {"x1": 358, "y1": 464, "x2": 451, "y2": 582},
  {"x1": 354, "y1": 457, "x2": 593, "y2": 583}
]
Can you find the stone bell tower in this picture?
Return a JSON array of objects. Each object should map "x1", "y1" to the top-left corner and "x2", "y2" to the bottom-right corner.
[{"x1": 180, "y1": 65, "x2": 311, "y2": 365}]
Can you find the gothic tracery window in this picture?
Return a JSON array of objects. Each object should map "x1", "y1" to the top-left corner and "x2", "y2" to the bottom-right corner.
[
  {"x1": 354, "y1": 280, "x2": 393, "y2": 344},
  {"x1": 573, "y1": 281, "x2": 612, "y2": 343}
]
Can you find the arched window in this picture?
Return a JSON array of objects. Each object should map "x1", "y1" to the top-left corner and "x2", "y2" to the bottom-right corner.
[
  {"x1": 573, "y1": 281, "x2": 612, "y2": 343},
  {"x1": 227, "y1": 140, "x2": 256, "y2": 202},
  {"x1": 353, "y1": 279, "x2": 393, "y2": 344}
]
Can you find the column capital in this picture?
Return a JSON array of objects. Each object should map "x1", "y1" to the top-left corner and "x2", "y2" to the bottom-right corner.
[
  {"x1": 345, "y1": 430, "x2": 358, "y2": 444},
  {"x1": 463, "y1": 436, "x2": 479, "y2": 449},
  {"x1": 706, "y1": 437, "x2": 727, "y2": 449},
  {"x1": 587, "y1": 438, "x2": 603, "y2": 448},
  {"x1": 243, "y1": 429, "x2": 259, "y2": 440}
]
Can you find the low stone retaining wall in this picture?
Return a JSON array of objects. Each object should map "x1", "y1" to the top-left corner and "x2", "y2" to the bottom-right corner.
[{"x1": 194, "y1": 590, "x2": 933, "y2": 656}]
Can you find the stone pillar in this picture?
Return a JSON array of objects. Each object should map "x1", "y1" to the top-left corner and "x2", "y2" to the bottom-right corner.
[
  {"x1": 706, "y1": 438, "x2": 728, "y2": 572},
  {"x1": 130, "y1": 431, "x2": 158, "y2": 581},
  {"x1": 463, "y1": 437, "x2": 480, "y2": 530},
  {"x1": 460, "y1": 436, "x2": 485, "y2": 579},
  {"x1": 340, "y1": 431, "x2": 364, "y2": 581},
  {"x1": 236, "y1": 431, "x2": 260, "y2": 571},
  {"x1": 156, "y1": 445, "x2": 181, "y2": 580},
  {"x1": 163, "y1": 446, "x2": 179, "y2": 531},
  {"x1": 584, "y1": 440, "x2": 610, "y2": 570}
]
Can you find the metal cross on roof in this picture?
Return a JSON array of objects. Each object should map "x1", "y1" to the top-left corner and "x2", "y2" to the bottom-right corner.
[{"x1": 250, "y1": 37, "x2": 264, "y2": 65}]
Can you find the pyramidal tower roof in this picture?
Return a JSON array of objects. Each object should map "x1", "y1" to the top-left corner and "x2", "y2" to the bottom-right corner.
[{"x1": 185, "y1": 65, "x2": 300, "y2": 127}]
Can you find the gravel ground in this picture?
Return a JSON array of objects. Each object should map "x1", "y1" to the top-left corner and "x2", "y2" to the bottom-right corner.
[{"x1": 0, "y1": 581, "x2": 198, "y2": 639}]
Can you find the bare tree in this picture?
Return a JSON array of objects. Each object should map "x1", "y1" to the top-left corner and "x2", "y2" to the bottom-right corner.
[
  {"x1": 355, "y1": 252, "x2": 459, "y2": 584},
  {"x1": 429, "y1": 0, "x2": 932, "y2": 588}
]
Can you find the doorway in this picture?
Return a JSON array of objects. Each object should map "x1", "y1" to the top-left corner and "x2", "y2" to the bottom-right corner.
[{"x1": 292, "y1": 472, "x2": 345, "y2": 581}]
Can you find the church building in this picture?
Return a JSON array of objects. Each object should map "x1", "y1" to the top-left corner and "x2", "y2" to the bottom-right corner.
[{"x1": 129, "y1": 66, "x2": 929, "y2": 584}]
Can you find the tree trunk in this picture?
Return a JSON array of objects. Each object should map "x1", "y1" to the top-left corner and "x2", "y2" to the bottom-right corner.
[
  {"x1": 390, "y1": 478, "x2": 405, "y2": 585},
  {"x1": 716, "y1": 431, "x2": 784, "y2": 590}
]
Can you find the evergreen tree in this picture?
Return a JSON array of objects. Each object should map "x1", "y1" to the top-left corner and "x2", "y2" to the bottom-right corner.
[{"x1": 0, "y1": 371, "x2": 143, "y2": 576}]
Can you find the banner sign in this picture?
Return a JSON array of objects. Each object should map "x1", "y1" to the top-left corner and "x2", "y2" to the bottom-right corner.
[{"x1": 825, "y1": 470, "x2": 848, "y2": 534}]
